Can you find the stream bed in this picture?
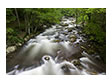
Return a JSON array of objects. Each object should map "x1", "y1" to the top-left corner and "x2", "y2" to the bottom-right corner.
[{"x1": 6, "y1": 17, "x2": 106, "y2": 75}]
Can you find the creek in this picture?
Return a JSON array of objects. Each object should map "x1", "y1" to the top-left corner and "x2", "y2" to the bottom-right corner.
[{"x1": 7, "y1": 17, "x2": 105, "y2": 75}]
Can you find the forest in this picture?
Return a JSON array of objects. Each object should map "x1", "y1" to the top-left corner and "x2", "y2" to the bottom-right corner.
[{"x1": 6, "y1": 8, "x2": 106, "y2": 75}]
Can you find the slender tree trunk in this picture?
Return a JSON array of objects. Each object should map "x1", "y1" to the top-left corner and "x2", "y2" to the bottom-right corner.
[
  {"x1": 15, "y1": 8, "x2": 21, "y2": 28},
  {"x1": 24, "y1": 15, "x2": 27, "y2": 33},
  {"x1": 28, "y1": 27, "x2": 30, "y2": 35},
  {"x1": 34, "y1": 26, "x2": 38, "y2": 33}
]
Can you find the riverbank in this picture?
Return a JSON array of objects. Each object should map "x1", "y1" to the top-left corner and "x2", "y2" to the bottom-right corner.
[{"x1": 7, "y1": 17, "x2": 106, "y2": 75}]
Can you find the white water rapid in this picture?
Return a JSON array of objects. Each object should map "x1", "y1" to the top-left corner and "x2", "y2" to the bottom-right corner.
[{"x1": 7, "y1": 17, "x2": 105, "y2": 75}]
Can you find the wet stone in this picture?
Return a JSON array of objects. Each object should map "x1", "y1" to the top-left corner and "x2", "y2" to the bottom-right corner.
[
  {"x1": 69, "y1": 35, "x2": 76, "y2": 38},
  {"x1": 69, "y1": 35, "x2": 77, "y2": 42},
  {"x1": 79, "y1": 40, "x2": 83, "y2": 43},
  {"x1": 90, "y1": 72, "x2": 98, "y2": 75},
  {"x1": 52, "y1": 39, "x2": 61, "y2": 43},
  {"x1": 61, "y1": 31, "x2": 68, "y2": 35},
  {"x1": 68, "y1": 28, "x2": 73, "y2": 32},
  {"x1": 71, "y1": 59, "x2": 81, "y2": 66},
  {"x1": 71, "y1": 21, "x2": 75, "y2": 24},
  {"x1": 70, "y1": 38, "x2": 76, "y2": 42},
  {"x1": 60, "y1": 23, "x2": 69, "y2": 26}
]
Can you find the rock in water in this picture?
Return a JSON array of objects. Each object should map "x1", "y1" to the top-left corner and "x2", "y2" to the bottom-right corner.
[
  {"x1": 70, "y1": 38, "x2": 76, "y2": 42},
  {"x1": 69, "y1": 35, "x2": 77, "y2": 42},
  {"x1": 71, "y1": 59, "x2": 81, "y2": 66},
  {"x1": 18, "y1": 55, "x2": 63, "y2": 75},
  {"x1": 60, "y1": 23, "x2": 69, "y2": 26},
  {"x1": 18, "y1": 55, "x2": 78, "y2": 75}
]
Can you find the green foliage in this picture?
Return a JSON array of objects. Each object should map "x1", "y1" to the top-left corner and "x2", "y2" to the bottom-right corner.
[
  {"x1": 84, "y1": 15, "x2": 89, "y2": 21},
  {"x1": 6, "y1": 28, "x2": 14, "y2": 34},
  {"x1": 7, "y1": 35, "x2": 24, "y2": 45},
  {"x1": 6, "y1": 27, "x2": 24, "y2": 45},
  {"x1": 6, "y1": 8, "x2": 16, "y2": 23},
  {"x1": 74, "y1": 8, "x2": 106, "y2": 63},
  {"x1": 6, "y1": 8, "x2": 106, "y2": 45},
  {"x1": 60, "y1": 8, "x2": 75, "y2": 17},
  {"x1": 6, "y1": 8, "x2": 106, "y2": 63},
  {"x1": 6, "y1": 8, "x2": 64, "y2": 45},
  {"x1": 76, "y1": 8, "x2": 106, "y2": 44}
]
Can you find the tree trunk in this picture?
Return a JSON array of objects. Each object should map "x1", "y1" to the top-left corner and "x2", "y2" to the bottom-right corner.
[
  {"x1": 34, "y1": 26, "x2": 38, "y2": 33},
  {"x1": 15, "y1": 8, "x2": 21, "y2": 28},
  {"x1": 24, "y1": 15, "x2": 28, "y2": 34},
  {"x1": 28, "y1": 27, "x2": 30, "y2": 35}
]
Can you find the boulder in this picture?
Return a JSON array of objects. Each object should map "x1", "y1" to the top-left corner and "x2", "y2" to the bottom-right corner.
[
  {"x1": 52, "y1": 39, "x2": 61, "y2": 43},
  {"x1": 71, "y1": 21, "x2": 75, "y2": 24},
  {"x1": 16, "y1": 43, "x2": 22, "y2": 46},
  {"x1": 69, "y1": 35, "x2": 76, "y2": 38},
  {"x1": 24, "y1": 36, "x2": 30, "y2": 41},
  {"x1": 91, "y1": 72, "x2": 98, "y2": 75},
  {"x1": 69, "y1": 35, "x2": 77, "y2": 42},
  {"x1": 43, "y1": 25, "x2": 47, "y2": 28},
  {"x1": 63, "y1": 32, "x2": 68, "y2": 35},
  {"x1": 60, "y1": 23, "x2": 69, "y2": 26},
  {"x1": 70, "y1": 38, "x2": 76, "y2": 42},
  {"x1": 6, "y1": 46, "x2": 17, "y2": 54},
  {"x1": 71, "y1": 59, "x2": 81, "y2": 66},
  {"x1": 24, "y1": 38, "x2": 28, "y2": 41},
  {"x1": 68, "y1": 28, "x2": 73, "y2": 32}
]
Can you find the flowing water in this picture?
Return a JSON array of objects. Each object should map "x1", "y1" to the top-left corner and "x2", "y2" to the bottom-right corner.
[{"x1": 7, "y1": 17, "x2": 106, "y2": 75}]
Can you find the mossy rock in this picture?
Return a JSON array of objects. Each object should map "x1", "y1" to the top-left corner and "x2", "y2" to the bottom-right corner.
[
  {"x1": 69, "y1": 35, "x2": 76, "y2": 38},
  {"x1": 70, "y1": 38, "x2": 76, "y2": 42},
  {"x1": 60, "y1": 23, "x2": 69, "y2": 26},
  {"x1": 65, "y1": 27, "x2": 68, "y2": 29},
  {"x1": 24, "y1": 35, "x2": 30, "y2": 42},
  {"x1": 71, "y1": 21, "x2": 75, "y2": 24},
  {"x1": 69, "y1": 35, "x2": 77, "y2": 42},
  {"x1": 90, "y1": 72, "x2": 98, "y2": 75},
  {"x1": 78, "y1": 31, "x2": 83, "y2": 34},
  {"x1": 62, "y1": 32, "x2": 68, "y2": 35},
  {"x1": 52, "y1": 39, "x2": 61, "y2": 43},
  {"x1": 71, "y1": 59, "x2": 81, "y2": 66},
  {"x1": 68, "y1": 28, "x2": 73, "y2": 32}
]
